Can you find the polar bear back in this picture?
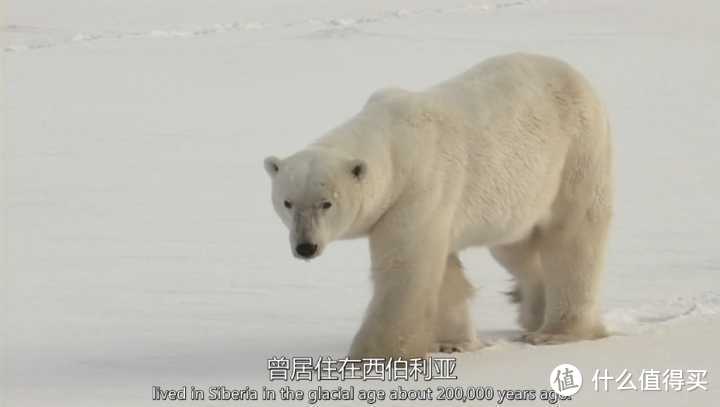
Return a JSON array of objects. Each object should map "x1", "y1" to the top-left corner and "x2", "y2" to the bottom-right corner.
[
  {"x1": 423, "y1": 53, "x2": 611, "y2": 248},
  {"x1": 313, "y1": 53, "x2": 610, "y2": 249}
]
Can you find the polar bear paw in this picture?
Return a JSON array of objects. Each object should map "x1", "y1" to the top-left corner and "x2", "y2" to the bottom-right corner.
[
  {"x1": 434, "y1": 339, "x2": 484, "y2": 353},
  {"x1": 519, "y1": 326, "x2": 608, "y2": 345},
  {"x1": 519, "y1": 332, "x2": 579, "y2": 345}
]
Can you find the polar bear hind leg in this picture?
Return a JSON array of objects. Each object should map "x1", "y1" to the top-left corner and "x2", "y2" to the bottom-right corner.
[
  {"x1": 521, "y1": 183, "x2": 612, "y2": 345},
  {"x1": 491, "y1": 237, "x2": 546, "y2": 333},
  {"x1": 434, "y1": 254, "x2": 480, "y2": 353}
]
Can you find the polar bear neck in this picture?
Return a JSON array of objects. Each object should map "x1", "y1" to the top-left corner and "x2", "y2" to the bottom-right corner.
[{"x1": 310, "y1": 116, "x2": 411, "y2": 238}]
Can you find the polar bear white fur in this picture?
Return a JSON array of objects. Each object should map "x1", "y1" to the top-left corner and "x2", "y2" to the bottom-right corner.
[{"x1": 264, "y1": 53, "x2": 612, "y2": 359}]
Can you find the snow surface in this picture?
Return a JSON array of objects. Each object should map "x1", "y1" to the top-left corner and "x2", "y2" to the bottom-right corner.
[{"x1": 2, "y1": 0, "x2": 720, "y2": 406}]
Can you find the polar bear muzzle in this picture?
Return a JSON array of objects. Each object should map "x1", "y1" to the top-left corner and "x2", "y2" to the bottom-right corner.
[{"x1": 295, "y1": 242, "x2": 318, "y2": 258}]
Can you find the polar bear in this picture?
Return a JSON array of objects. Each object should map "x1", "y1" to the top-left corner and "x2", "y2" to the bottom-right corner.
[{"x1": 264, "y1": 53, "x2": 612, "y2": 359}]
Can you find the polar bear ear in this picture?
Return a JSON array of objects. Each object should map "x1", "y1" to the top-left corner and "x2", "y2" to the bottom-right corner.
[
  {"x1": 349, "y1": 159, "x2": 367, "y2": 181},
  {"x1": 264, "y1": 156, "x2": 281, "y2": 178}
]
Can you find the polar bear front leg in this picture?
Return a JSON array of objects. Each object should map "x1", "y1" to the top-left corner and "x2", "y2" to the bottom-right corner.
[
  {"x1": 434, "y1": 254, "x2": 479, "y2": 353},
  {"x1": 349, "y1": 222, "x2": 449, "y2": 359}
]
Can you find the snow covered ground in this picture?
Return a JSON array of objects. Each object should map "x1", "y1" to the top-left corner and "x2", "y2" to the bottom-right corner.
[{"x1": 2, "y1": 0, "x2": 720, "y2": 405}]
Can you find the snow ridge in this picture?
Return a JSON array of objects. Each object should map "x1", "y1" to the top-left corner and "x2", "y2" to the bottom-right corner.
[
  {"x1": 605, "y1": 292, "x2": 720, "y2": 334},
  {"x1": 3, "y1": 0, "x2": 537, "y2": 52}
]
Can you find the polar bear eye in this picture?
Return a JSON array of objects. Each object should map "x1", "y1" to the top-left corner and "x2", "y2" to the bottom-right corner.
[
  {"x1": 283, "y1": 200, "x2": 293, "y2": 209},
  {"x1": 321, "y1": 201, "x2": 333, "y2": 210}
]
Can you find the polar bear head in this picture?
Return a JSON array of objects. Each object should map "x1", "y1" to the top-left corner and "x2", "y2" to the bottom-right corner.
[{"x1": 264, "y1": 148, "x2": 367, "y2": 260}]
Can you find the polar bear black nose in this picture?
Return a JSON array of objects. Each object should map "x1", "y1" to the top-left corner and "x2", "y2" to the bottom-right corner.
[{"x1": 296, "y1": 243, "x2": 318, "y2": 258}]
